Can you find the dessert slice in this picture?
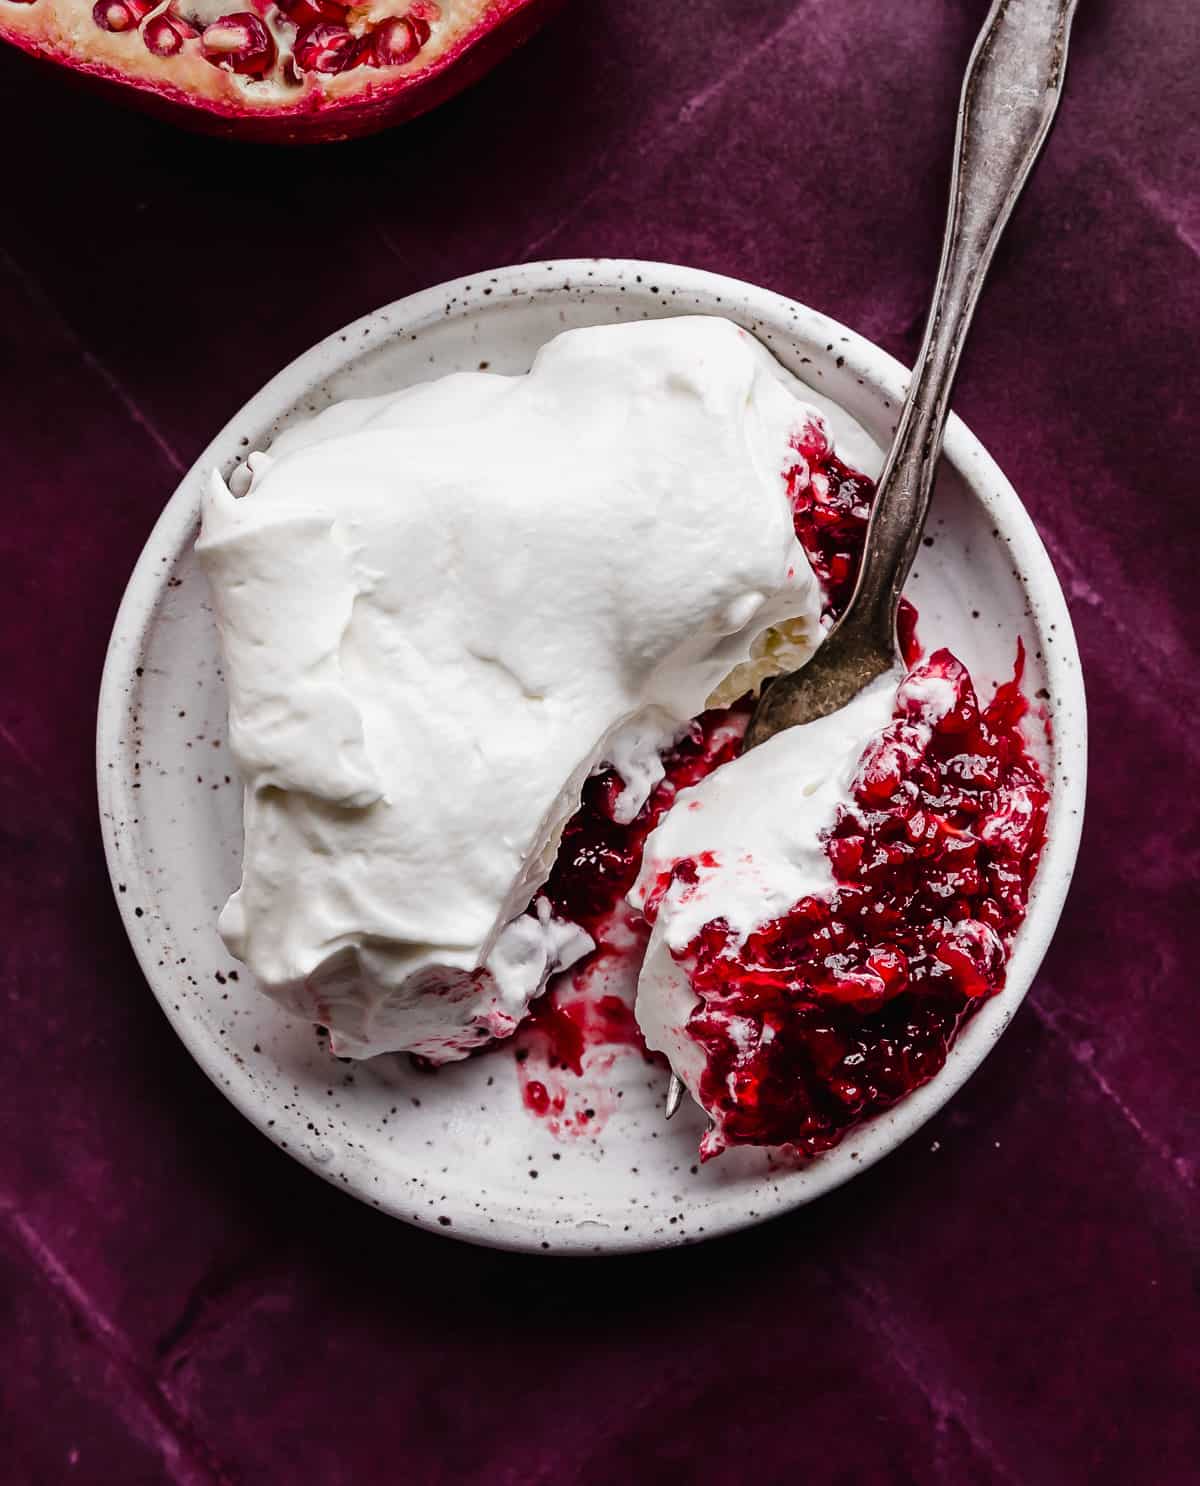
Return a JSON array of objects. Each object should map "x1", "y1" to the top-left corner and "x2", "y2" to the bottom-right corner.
[
  {"x1": 630, "y1": 649, "x2": 1048, "y2": 1157},
  {"x1": 199, "y1": 316, "x2": 836, "y2": 1059}
]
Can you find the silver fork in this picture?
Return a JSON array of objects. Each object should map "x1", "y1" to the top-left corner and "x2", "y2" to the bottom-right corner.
[{"x1": 666, "y1": 0, "x2": 1078, "y2": 1121}]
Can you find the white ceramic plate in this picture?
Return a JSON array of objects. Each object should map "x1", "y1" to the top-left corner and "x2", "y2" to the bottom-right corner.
[{"x1": 97, "y1": 260, "x2": 1086, "y2": 1254}]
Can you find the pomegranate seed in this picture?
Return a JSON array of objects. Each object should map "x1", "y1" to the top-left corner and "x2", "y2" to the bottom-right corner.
[
  {"x1": 934, "y1": 920, "x2": 1004, "y2": 997},
  {"x1": 867, "y1": 945, "x2": 909, "y2": 992},
  {"x1": 293, "y1": 21, "x2": 359, "y2": 72},
  {"x1": 143, "y1": 10, "x2": 198, "y2": 55},
  {"x1": 275, "y1": 0, "x2": 347, "y2": 28},
  {"x1": 897, "y1": 596, "x2": 923, "y2": 666},
  {"x1": 201, "y1": 12, "x2": 276, "y2": 74},
  {"x1": 829, "y1": 1078, "x2": 866, "y2": 1111},
  {"x1": 827, "y1": 834, "x2": 864, "y2": 878},
  {"x1": 92, "y1": 0, "x2": 153, "y2": 32},
  {"x1": 368, "y1": 15, "x2": 422, "y2": 66},
  {"x1": 980, "y1": 783, "x2": 1039, "y2": 856}
]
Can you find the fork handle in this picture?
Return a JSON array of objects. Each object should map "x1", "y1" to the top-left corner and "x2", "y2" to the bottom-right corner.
[{"x1": 841, "y1": 0, "x2": 1079, "y2": 655}]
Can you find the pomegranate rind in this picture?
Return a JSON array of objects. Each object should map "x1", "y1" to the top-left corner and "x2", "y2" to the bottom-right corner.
[{"x1": 0, "y1": 0, "x2": 562, "y2": 142}]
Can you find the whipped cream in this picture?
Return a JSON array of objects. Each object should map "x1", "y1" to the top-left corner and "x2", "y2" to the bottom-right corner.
[
  {"x1": 199, "y1": 316, "x2": 831, "y2": 1059},
  {"x1": 629, "y1": 673, "x2": 900, "y2": 1095}
]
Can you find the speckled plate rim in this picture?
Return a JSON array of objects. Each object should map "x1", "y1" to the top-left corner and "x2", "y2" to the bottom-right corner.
[{"x1": 97, "y1": 259, "x2": 1087, "y2": 1254}]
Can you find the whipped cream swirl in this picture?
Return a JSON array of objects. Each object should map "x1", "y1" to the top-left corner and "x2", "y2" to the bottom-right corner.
[{"x1": 199, "y1": 316, "x2": 829, "y2": 1058}]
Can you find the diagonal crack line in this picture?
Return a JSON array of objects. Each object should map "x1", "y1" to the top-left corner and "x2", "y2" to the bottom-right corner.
[
  {"x1": 0, "y1": 1201, "x2": 235, "y2": 1486},
  {"x1": 1103, "y1": 150, "x2": 1200, "y2": 263},
  {"x1": 1025, "y1": 991, "x2": 1195, "y2": 1188},
  {"x1": 675, "y1": 0, "x2": 818, "y2": 128},
  {"x1": 372, "y1": 219, "x2": 407, "y2": 268},
  {"x1": 79, "y1": 347, "x2": 187, "y2": 476},
  {"x1": 518, "y1": 191, "x2": 609, "y2": 263},
  {"x1": 0, "y1": 719, "x2": 41, "y2": 779},
  {"x1": 1042, "y1": 538, "x2": 1192, "y2": 705},
  {"x1": 154, "y1": 1247, "x2": 282, "y2": 1376},
  {"x1": 0, "y1": 245, "x2": 186, "y2": 476},
  {"x1": 517, "y1": 0, "x2": 821, "y2": 263},
  {"x1": 837, "y1": 1266, "x2": 1022, "y2": 1485}
]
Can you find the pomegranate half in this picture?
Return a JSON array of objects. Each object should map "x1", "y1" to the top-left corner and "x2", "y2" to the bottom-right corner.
[{"x1": 0, "y1": 0, "x2": 560, "y2": 141}]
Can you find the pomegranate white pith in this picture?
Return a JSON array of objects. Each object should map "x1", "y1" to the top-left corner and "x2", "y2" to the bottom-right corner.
[{"x1": 0, "y1": 0, "x2": 556, "y2": 140}]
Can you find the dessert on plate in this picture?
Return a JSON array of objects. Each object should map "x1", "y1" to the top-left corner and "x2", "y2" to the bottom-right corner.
[{"x1": 198, "y1": 315, "x2": 1048, "y2": 1159}]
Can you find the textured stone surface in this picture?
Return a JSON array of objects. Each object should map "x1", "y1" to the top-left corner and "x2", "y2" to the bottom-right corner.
[{"x1": 0, "y1": 1, "x2": 1197, "y2": 1481}]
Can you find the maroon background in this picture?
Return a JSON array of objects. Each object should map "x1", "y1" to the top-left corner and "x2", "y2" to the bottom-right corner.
[{"x1": 1, "y1": 2, "x2": 1197, "y2": 1482}]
